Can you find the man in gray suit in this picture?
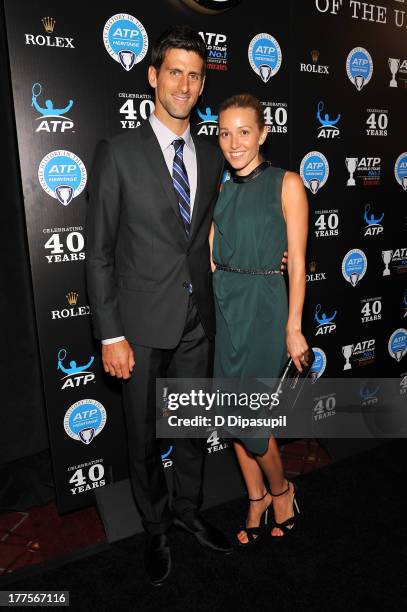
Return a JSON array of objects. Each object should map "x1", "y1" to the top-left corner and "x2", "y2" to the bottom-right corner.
[{"x1": 86, "y1": 25, "x2": 232, "y2": 586}]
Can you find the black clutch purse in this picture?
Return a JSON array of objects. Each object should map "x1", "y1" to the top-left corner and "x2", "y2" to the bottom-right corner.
[{"x1": 274, "y1": 348, "x2": 316, "y2": 412}]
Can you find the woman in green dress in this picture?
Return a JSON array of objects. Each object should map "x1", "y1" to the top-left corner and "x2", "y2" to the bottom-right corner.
[{"x1": 209, "y1": 94, "x2": 309, "y2": 544}]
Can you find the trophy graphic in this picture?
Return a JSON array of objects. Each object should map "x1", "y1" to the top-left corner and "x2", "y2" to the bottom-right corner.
[
  {"x1": 259, "y1": 64, "x2": 272, "y2": 83},
  {"x1": 79, "y1": 428, "x2": 95, "y2": 445},
  {"x1": 402, "y1": 176, "x2": 407, "y2": 191},
  {"x1": 355, "y1": 75, "x2": 365, "y2": 91},
  {"x1": 119, "y1": 50, "x2": 136, "y2": 71},
  {"x1": 346, "y1": 157, "x2": 358, "y2": 186},
  {"x1": 309, "y1": 179, "x2": 320, "y2": 194},
  {"x1": 394, "y1": 348, "x2": 405, "y2": 362},
  {"x1": 342, "y1": 344, "x2": 354, "y2": 370},
  {"x1": 55, "y1": 185, "x2": 73, "y2": 206},
  {"x1": 382, "y1": 250, "x2": 393, "y2": 276},
  {"x1": 388, "y1": 58, "x2": 400, "y2": 88}
]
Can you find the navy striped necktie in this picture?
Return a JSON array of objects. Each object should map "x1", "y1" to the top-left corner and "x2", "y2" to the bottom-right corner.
[{"x1": 171, "y1": 138, "x2": 191, "y2": 235}]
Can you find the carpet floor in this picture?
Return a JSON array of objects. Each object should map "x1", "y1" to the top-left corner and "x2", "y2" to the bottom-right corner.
[{"x1": 4, "y1": 440, "x2": 406, "y2": 612}]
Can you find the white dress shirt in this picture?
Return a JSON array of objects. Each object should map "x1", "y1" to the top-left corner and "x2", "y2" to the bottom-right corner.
[{"x1": 102, "y1": 113, "x2": 198, "y2": 345}]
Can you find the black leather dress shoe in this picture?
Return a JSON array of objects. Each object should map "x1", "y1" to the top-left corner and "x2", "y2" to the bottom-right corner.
[
  {"x1": 173, "y1": 515, "x2": 233, "y2": 554},
  {"x1": 144, "y1": 534, "x2": 171, "y2": 586}
]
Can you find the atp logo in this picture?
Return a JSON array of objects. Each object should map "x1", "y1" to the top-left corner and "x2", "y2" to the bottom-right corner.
[
  {"x1": 196, "y1": 106, "x2": 219, "y2": 136},
  {"x1": 31, "y1": 83, "x2": 74, "y2": 133},
  {"x1": 363, "y1": 204, "x2": 384, "y2": 236},
  {"x1": 57, "y1": 349, "x2": 95, "y2": 390},
  {"x1": 316, "y1": 101, "x2": 340, "y2": 138},
  {"x1": 314, "y1": 304, "x2": 337, "y2": 335}
]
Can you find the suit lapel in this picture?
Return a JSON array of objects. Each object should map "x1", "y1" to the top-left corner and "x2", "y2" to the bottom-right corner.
[
  {"x1": 140, "y1": 121, "x2": 187, "y2": 237},
  {"x1": 189, "y1": 133, "x2": 206, "y2": 241}
]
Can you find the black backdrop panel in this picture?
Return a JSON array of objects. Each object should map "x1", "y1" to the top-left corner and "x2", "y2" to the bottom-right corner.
[{"x1": 3, "y1": 0, "x2": 406, "y2": 513}]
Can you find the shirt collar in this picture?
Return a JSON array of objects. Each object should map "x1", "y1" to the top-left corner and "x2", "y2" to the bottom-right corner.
[{"x1": 149, "y1": 112, "x2": 194, "y2": 153}]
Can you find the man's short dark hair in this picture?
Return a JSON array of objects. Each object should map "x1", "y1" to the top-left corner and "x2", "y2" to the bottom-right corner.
[{"x1": 151, "y1": 25, "x2": 207, "y2": 74}]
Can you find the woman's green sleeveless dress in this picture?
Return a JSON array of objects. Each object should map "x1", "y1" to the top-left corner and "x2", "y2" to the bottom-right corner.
[{"x1": 212, "y1": 163, "x2": 288, "y2": 455}]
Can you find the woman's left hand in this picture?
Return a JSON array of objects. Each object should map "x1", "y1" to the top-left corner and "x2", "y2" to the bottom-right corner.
[{"x1": 286, "y1": 329, "x2": 309, "y2": 373}]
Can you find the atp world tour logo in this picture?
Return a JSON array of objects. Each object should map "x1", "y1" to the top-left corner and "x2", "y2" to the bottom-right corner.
[
  {"x1": 342, "y1": 249, "x2": 367, "y2": 286},
  {"x1": 248, "y1": 33, "x2": 282, "y2": 83},
  {"x1": 388, "y1": 329, "x2": 407, "y2": 362},
  {"x1": 38, "y1": 151, "x2": 87, "y2": 206},
  {"x1": 394, "y1": 153, "x2": 407, "y2": 190},
  {"x1": 300, "y1": 151, "x2": 329, "y2": 194},
  {"x1": 103, "y1": 14, "x2": 148, "y2": 71},
  {"x1": 64, "y1": 399, "x2": 107, "y2": 445},
  {"x1": 346, "y1": 47, "x2": 373, "y2": 91}
]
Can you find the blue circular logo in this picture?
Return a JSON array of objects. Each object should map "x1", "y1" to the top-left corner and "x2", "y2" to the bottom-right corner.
[
  {"x1": 64, "y1": 399, "x2": 107, "y2": 445},
  {"x1": 346, "y1": 47, "x2": 373, "y2": 90},
  {"x1": 395, "y1": 152, "x2": 407, "y2": 191},
  {"x1": 310, "y1": 347, "x2": 327, "y2": 381},
  {"x1": 38, "y1": 150, "x2": 87, "y2": 205},
  {"x1": 388, "y1": 328, "x2": 407, "y2": 362},
  {"x1": 342, "y1": 249, "x2": 367, "y2": 286},
  {"x1": 103, "y1": 14, "x2": 148, "y2": 71},
  {"x1": 300, "y1": 151, "x2": 329, "y2": 194},
  {"x1": 248, "y1": 33, "x2": 282, "y2": 82}
]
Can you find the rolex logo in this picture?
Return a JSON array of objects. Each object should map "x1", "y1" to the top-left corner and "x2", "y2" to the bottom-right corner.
[
  {"x1": 42, "y1": 16, "x2": 55, "y2": 33},
  {"x1": 66, "y1": 291, "x2": 78, "y2": 306},
  {"x1": 311, "y1": 49, "x2": 320, "y2": 64},
  {"x1": 309, "y1": 261, "x2": 317, "y2": 273}
]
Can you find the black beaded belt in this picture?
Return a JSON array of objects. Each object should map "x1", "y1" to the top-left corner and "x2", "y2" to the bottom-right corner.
[{"x1": 214, "y1": 262, "x2": 283, "y2": 276}]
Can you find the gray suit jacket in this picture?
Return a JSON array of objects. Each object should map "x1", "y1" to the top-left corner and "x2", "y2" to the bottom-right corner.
[{"x1": 85, "y1": 120, "x2": 224, "y2": 348}]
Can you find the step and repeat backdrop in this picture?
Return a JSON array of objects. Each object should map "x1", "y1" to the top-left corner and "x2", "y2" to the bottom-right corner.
[{"x1": 3, "y1": 0, "x2": 406, "y2": 512}]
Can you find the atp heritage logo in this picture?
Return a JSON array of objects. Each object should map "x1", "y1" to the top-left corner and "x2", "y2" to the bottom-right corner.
[
  {"x1": 394, "y1": 153, "x2": 407, "y2": 190},
  {"x1": 38, "y1": 150, "x2": 87, "y2": 206},
  {"x1": 388, "y1": 329, "x2": 407, "y2": 362},
  {"x1": 31, "y1": 83, "x2": 74, "y2": 133},
  {"x1": 248, "y1": 33, "x2": 282, "y2": 82},
  {"x1": 309, "y1": 348, "x2": 327, "y2": 382},
  {"x1": 64, "y1": 399, "x2": 107, "y2": 445},
  {"x1": 346, "y1": 47, "x2": 373, "y2": 91},
  {"x1": 300, "y1": 152, "x2": 329, "y2": 194},
  {"x1": 342, "y1": 249, "x2": 367, "y2": 286},
  {"x1": 103, "y1": 14, "x2": 148, "y2": 71}
]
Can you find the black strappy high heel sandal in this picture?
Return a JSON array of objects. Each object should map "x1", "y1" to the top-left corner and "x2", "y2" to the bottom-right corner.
[
  {"x1": 270, "y1": 480, "x2": 300, "y2": 539},
  {"x1": 237, "y1": 490, "x2": 272, "y2": 547}
]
